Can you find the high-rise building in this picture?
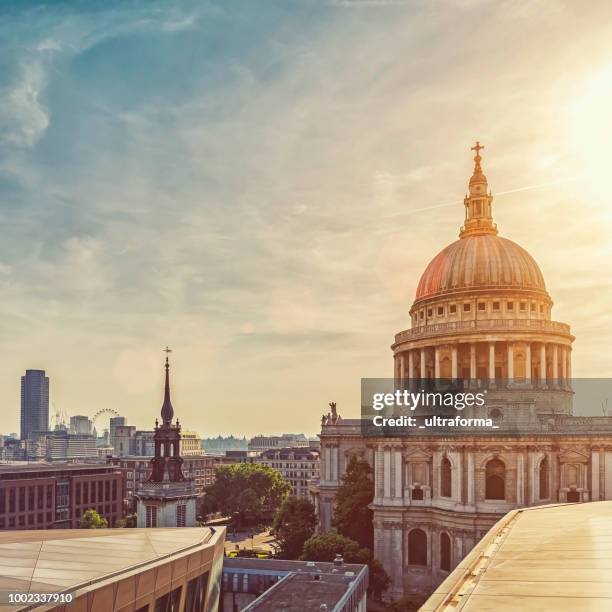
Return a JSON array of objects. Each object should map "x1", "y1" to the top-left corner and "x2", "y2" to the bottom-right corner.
[
  {"x1": 21, "y1": 370, "x2": 49, "y2": 440},
  {"x1": 20, "y1": 369, "x2": 49, "y2": 440}
]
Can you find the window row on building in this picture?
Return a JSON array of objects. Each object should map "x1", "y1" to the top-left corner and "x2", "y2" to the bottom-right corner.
[{"x1": 412, "y1": 298, "x2": 550, "y2": 325}]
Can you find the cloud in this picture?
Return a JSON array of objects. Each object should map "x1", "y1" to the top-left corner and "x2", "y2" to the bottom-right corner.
[
  {"x1": 0, "y1": 61, "x2": 49, "y2": 147},
  {"x1": 1, "y1": 0, "x2": 612, "y2": 434}
]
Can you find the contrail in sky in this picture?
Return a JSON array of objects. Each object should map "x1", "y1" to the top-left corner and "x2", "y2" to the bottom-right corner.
[{"x1": 383, "y1": 174, "x2": 582, "y2": 220}]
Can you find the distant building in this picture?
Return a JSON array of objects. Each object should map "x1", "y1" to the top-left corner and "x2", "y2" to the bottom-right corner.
[
  {"x1": 135, "y1": 352, "x2": 198, "y2": 528},
  {"x1": 108, "y1": 415, "x2": 126, "y2": 451},
  {"x1": 20, "y1": 369, "x2": 49, "y2": 440},
  {"x1": 222, "y1": 450, "x2": 259, "y2": 463},
  {"x1": 134, "y1": 429, "x2": 155, "y2": 455},
  {"x1": 222, "y1": 558, "x2": 368, "y2": 612},
  {"x1": 45, "y1": 430, "x2": 98, "y2": 462},
  {"x1": 180, "y1": 430, "x2": 204, "y2": 456},
  {"x1": 0, "y1": 438, "x2": 25, "y2": 461},
  {"x1": 203, "y1": 435, "x2": 248, "y2": 453},
  {"x1": 0, "y1": 463, "x2": 123, "y2": 529},
  {"x1": 69, "y1": 415, "x2": 92, "y2": 435},
  {"x1": 0, "y1": 526, "x2": 225, "y2": 612},
  {"x1": 113, "y1": 424, "x2": 136, "y2": 456},
  {"x1": 257, "y1": 447, "x2": 320, "y2": 498},
  {"x1": 96, "y1": 445, "x2": 114, "y2": 459},
  {"x1": 248, "y1": 434, "x2": 309, "y2": 452}
]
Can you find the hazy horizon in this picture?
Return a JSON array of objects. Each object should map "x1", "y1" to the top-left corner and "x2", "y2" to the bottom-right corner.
[{"x1": 2, "y1": 0, "x2": 612, "y2": 437}]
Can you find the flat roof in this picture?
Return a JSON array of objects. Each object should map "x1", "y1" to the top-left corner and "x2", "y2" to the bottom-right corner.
[
  {"x1": 246, "y1": 572, "x2": 355, "y2": 611},
  {"x1": 423, "y1": 501, "x2": 612, "y2": 612},
  {"x1": 226, "y1": 558, "x2": 367, "y2": 612},
  {"x1": 0, "y1": 527, "x2": 223, "y2": 607},
  {"x1": 0, "y1": 463, "x2": 119, "y2": 474}
]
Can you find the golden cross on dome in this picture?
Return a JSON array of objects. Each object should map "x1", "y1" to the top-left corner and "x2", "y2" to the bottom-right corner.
[{"x1": 471, "y1": 141, "x2": 484, "y2": 156}]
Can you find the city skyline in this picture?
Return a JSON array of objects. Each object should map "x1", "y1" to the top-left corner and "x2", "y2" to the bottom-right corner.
[{"x1": 2, "y1": 1, "x2": 612, "y2": 437}]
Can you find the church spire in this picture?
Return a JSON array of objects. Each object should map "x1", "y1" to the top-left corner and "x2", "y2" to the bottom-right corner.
[
  {"x1": 161, "y1": 346, "x2": 174, "y2": 426},
  {"x1": 460, "y1": 141, "x2": 498, "y2": 238}
]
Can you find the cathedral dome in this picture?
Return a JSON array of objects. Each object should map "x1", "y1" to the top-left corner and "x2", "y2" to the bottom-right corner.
[
  {"x1": 415, "y1": 234, "x2": 547, "y2": 301},
  {"x1": 413, "y1": 142, "x2": 549, "y2": 305}
]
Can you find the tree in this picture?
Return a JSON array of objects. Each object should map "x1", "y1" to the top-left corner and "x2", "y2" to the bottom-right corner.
[
  {"x1": 300, "y1": 531, "x2": 390, "y2": 600},
  {"x1": 115, "y1": 513, "x2": 137, "y2": 528},
  {"x1": 203, "y1": 463, "x2": 291, "y2": 527},
  {"x1": 300, "y1": 531, "x2": 367, "y2": 563},
  {"x1": 81, "y1": 509, "x2": 108, "y2": 529},
  {"x1": 332, "y1": 456, "x2": 374, "y2": 549},
  {"x1": 272, "y1": 496, "x2": 316, "y2": 560}
]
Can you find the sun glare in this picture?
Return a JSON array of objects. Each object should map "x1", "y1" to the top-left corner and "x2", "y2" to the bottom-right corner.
[{"x1": 568, "y1": 61, "x2": 612, "y2": 203}]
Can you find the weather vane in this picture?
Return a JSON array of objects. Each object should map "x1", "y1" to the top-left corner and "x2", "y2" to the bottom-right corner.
[{"x1": 164, "y1": 346, "x2": 172, "y2": 365}]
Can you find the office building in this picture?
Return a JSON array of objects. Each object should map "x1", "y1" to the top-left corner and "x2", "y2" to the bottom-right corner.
[
  {"x1": 0, "y1": 463, "x2": 123, "y2": 529},
  {"x1": 20, "y1": 369, "x2": 49, "y2": 440}
]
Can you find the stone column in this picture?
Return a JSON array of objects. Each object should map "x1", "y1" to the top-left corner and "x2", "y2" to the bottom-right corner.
[
  {"x1": 451, "y1": 344, "x2": 458, "y2": 380},
  {"x1": 517, "y1": 454, "x2": 524, "y2": 505},
  {"x1": 552, "y1": 344, "x2": 559, "y2": 388},
  {"x1": 394, "y1": 448, "x2": 403, "y2": 499},
  {"x1": 488, "y1": 341, "x2": 495, "y2": 387},
  {"x1": 434, "y1": 346, "x2": 441, "y2": 379},
  {"x1": 375, "y1": 447, "x2": 384, "y2": 500},
  {"x1": 383, "y1": 447, "x2": 391, "y2": 499},
  {"x1": 408, "y1": 350, "x2": 414, "y2": 384},
  {"x1": 567, "y1": 349, "x2": 572, "y2": 388},
  {"x1": 399, "y1": 353, "x2": 405, "y2": 387},
  {"x1": 467, "y1": 451, "x2": 475, "y2": 505},
  {"x1": 526, "y1": 342, "x2": 532, "y2": 385},
  {"x1": 561, "y1": 346, "x2": 568, "y2": 388},
  {"x1": 420, "y1": 348, "x2": 426, "y2": 379},
  {"x1": 507, "y1": 342, "x2": 514, "y2": 383},
  {"x1": 470, "y1": 343, "x2": 476, "y2": 382},
  {"x1": 540, "y1": 343, "x2": 547, "y2": 388},
  {"x1": 592, "y1": 450, "x2": 600, "y2": 501}
]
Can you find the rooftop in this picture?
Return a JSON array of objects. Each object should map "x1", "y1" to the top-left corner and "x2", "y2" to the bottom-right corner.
[
  {"x1": 422, "y1": 501, "x2": 612, "y2": 611},
  {"x1": 0, "y1": 527, "x2": 223, "y2": 609},
  {"x1": 224, "y1": 558, "x2": 368, "y2": 612},
  {"x1": 0, "y1": 463, "x2": 119, "y2": 475}
]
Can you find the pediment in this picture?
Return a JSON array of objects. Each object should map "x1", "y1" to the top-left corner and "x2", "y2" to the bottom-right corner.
[
  {"x1": 558, "y1": 449, "x2": 589, "y2": 463},
  {"x1": 405, "y1": 448, "x2": 432, "y2": 461}
]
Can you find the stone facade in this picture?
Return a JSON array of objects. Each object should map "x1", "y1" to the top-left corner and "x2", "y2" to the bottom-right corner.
[{"x1": 310, "y1": 144, "x2": 612, "y2": 600}]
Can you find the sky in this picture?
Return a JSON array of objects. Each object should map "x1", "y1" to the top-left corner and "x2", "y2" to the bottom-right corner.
[{"x1": 1, "y1": 0, "x2": 612, "y2": 437}]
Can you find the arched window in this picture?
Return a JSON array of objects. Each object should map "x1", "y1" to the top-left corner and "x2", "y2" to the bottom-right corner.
[
  {"x1": 485, "y1": 458, "x2": 506, "y2": 500},
  {"x1": 408, "y1": 529, "x2": 427, "y2": 566},
  {"x1": 441, "y1": 457, "x2": 452, "y2": 498},
  {"x1": 539, "y1": 457, "x2": 549, "y2": 499},
  {"x1": 440, "y1": 533, "x2": 451, "y2": 572}
]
